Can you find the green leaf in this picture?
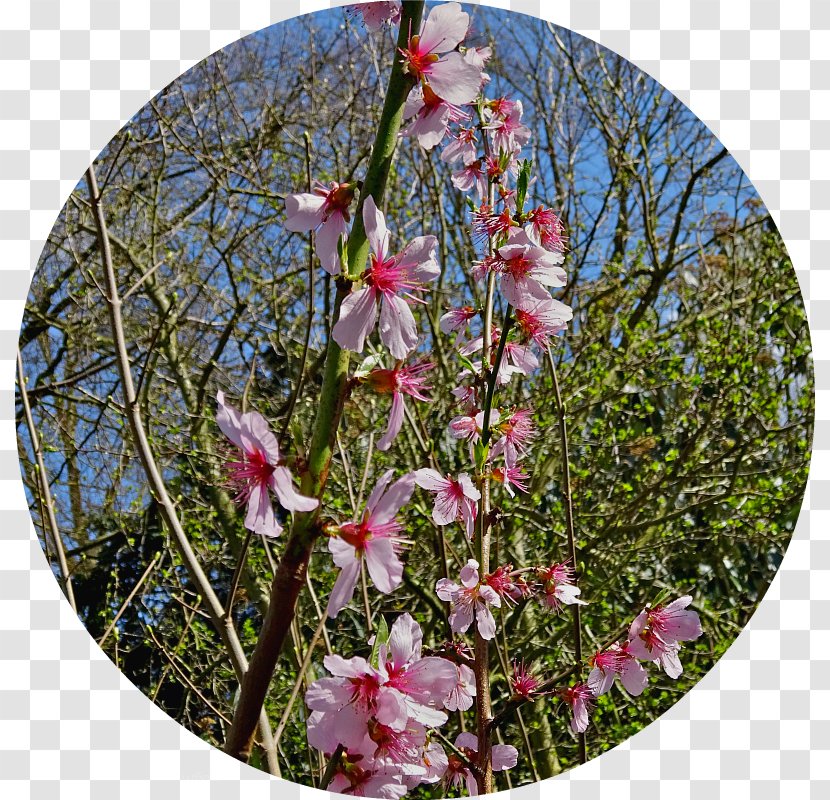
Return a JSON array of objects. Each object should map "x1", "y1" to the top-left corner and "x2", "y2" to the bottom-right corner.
[{"x1": 370, "y1": 615, "x2": 390, "y2": 668}]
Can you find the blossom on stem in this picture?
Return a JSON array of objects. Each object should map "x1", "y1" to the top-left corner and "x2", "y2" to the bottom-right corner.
[
  {"x1": 526, "y1": 205, "x2": 567, "y2": 252},
  {"x1": 460, "y1": 328, "x2": 539, "y2": 385},
  {"x1": 490, "y1": 407, "x2": 536, "y2": 467},
  {"x1": 443, "y1": 662, "x2": 476, "y2": 712},
  {"x1": 626, "y1": 596, "x2": 703, "y2": 679},
  {"x1": 284, "y1": 180, "x2": 356, "y2": 275},
  {"x1": 514, "y1": 294, "x2": 573, "y2": 347},
  {"x1": 365, "y1": 361, "x2": 433, "y2": 452},
  {"x1": 440, "y1": 127, "x2": 478, "y2": 166},
  {"x1": 439, "y1": 305, "x2": 477, "y2": 334},
  {"x1": 484, "y1": 564, "x2": 528, "y2": 604},
  {"x1": 511, "y1": 661, "x2": 544, "y2": 700},
  {"x1": 347, "y1": 1, "x2": 402, "y2": 31},
  {"x1": 326, "y1": 470, "x2": 415, "y2": 618},
  {"x1": 414, "y1": 469, "x2": 480, "y2": 540},
  {"x1": 216, "y1": 391, "x2": 317, "y2": 537},
  {"x1": 400, "y1": 3, "x2": 483, "y2": 106},
  {"x1": 485, "y1": 229, "x2": 567, "y2": 311},
  {"x1": 491, "y1": 465, "x2": 529, "y2": 497},
  {"x1": 333, "y1": 196, "x2": 439, "y2": 360},
  {"x1": 449, "y1": 408, "x2": 499, "y2": 445},
  {"x1": 451, "y1": 159, "x2": 488, "y2": 200},
  {"x1": 588, "y1": 643, "x2": 649, "y2": 697},
  {"x1": 379, "y1": 613, "x2": 458, "y2": 727},
  {"x1": 537, "y1": 561, "x2": 588, "y2": 611},
  {"x1": 402, "y1": 85, "x2": 469, "y2": 151},
  {"x1": 484, "y1": 98, "x2": 532, "y2": 154},
  {"x1": 445, "y1": 732, "x2": 518, "y2": 796},
  {"x1": 559, "y1": 683, "x2": 595, "y2": 734},
  {"x1": 436, "y1": 559, "x2": 501, "y2": 640}
]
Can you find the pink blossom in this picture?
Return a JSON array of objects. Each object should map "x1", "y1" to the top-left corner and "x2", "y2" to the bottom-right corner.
[
  {"x1": 366, "y1": 361, "x2": 433, "y2": 451},
  {"x1": 402, "y1": 85, "x2": 469, "y2": 150},
  {"x1": 526, "y1": 205, "x2": 567, "y2": 252},
  {"x1": 485, "y1": 98, "x2": 532, "y2": 154},
  {"x1": 347, "y1": 1, "x2": 402, "y2": 31},
  {"x1": 485, "y1": 564, "x2": 531, "y2": 604},
  {"x1": 626, "y1": 596, "x2": 703, "y2": 679},
  {"x1": 405, "y1": 741, "x2": 448, "y2": 787},
  {"x1": 333, "y1": 196, "x2": 439, "y2": 360},
  {"x1": 400, "y1": 3, "x2": 483, "y2": 106},
  {"x1": 588, "y1": 643, "x2": 649, "y2": 697},
  {"x1": 326, "y1": 470, "x2": 415, "y2": 618},
  {"x1": 487, "y1": 229, "x2": 567, "y2": 311},
  {"x1": 216, "y1": 391, "x2": 317, "y2": 537},
  {"x1": 491, "y1": 465, "x2": 529, "y2": 497},
  {"x1": 443, "y1": 663, "x2": 476, "y2": 712},
  {"x1": 491, "y1": 408, "x2": 536, "y2": 467},
  {"x1": 472, "y1": 204, "x2": 516, "y2": 244},
  {"x1": 451, "y1": 159, "x2": 488, "y2": 199},
  {"x1": 379, "y1": 613, "x2": 458, "y2": 727},
  {"x1": 514, "y1": 294, "x2": 573, "y2": 347},
  {"x1": 284, "y1": 180, "x2": 355, "y2": 275},
  {"x1": 446, "y1": 732, "x2": 518, "y2": 796},
  {"x1": 449, "y1": 408, "x2": 499, "y2": 445},
  {"x1": 439, "y1": 305, "x2": 477, "y2": 334},
  {"x1": 459, "y1": 329, "x2": 538, "y2": 385},
  {"x1": 414, "y1": 469, "x2": 480, "y2": 540},
  {"x1": 560, "y1": 683, "x2": 595, "y2": 734},
  {"x1": 305, "y1": 655, "x2": 408, "y2": 732},
  {"x1": 537, "y1": 562, "x2": 587, "y2": 611},
  {"x1": 511, "y1": 661, "x2": 543, "y2": 700},
  {"x1": 463, "y1": 45, "x2": 493, "y2": 83},
  {"x1": 436, "y1": 559, "x2": 501, "y2": 640},
  {"x1": 440, "y1": 127, "x2": 478, "y2": 166}
]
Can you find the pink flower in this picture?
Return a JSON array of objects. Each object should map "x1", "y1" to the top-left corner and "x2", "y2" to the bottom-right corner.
[
  {"x1": 446, "y1": 732, "x2": 518, "y2": 796},
  {"x1": 485, "y1": 99, "x2": 532, "y2": 153},
  {"x1": 473, "y1": 204, "x2": 516, "y2": 244},
  {"x1": 463, "y1": 45, "x2": 493, "y2": 83},
  {"x1": 402, "y1": 84, "x2": 469, "y2": 150},
  {"x1": 439, "y1": 305, "x2": 477, "y2": 334},
  {"x1": 626, "y1": 596, "x2": 703, "y2": 679},
  {"x1": 491, "y1": 408, "x2": 536, "y2": 467},
  {"x1": 460, "y1": 328, "x2": 539, "y2": 385},
  {"x1": 333, "y1": 196, "x2": 439, "y2": 360},
  {"x1": 448, "y1": 408, "x2": 499, "y2": 445},
  {"x1": 347, "y1": 1, "x2": 402, "y2": 31},
  {"x1": 400, "y1": 3, "x2": 483, "y2": 106},
  {"x1": 537, "y1": 562, "x2": 587, "y2": 611},
  {"x1": 485, "y1": 564, "x2": 530, "y2": 604},
  {"x1": 526, "y1": 205, "x2": 567, "y2": 252},
  {"x1": 451, "y1": 159, "x2": 488, "y2": 199},
  {"x1": 379, "y1": 613, "x2": 458, "y2": 727},
  {"x1": 414, "y1": 468, "x2": 480, "y2": 540},
  {"x1": 216, "y1": 391, "x2": 317, "y2": 537},
  {"x1": 491, "y1": 465, "x2": 529, "y2": 497},
  {"x1": 326, "y1": 470, "x2": 415, "y2": 618},
  {"x1": 284, "y1": 180, "x2": 355, "y2": 275},
  {"x1": 443, "y1": 663, "x2": 476, "y2": 712},
  {"x1": 365, "y1": 361, "x2": 433, "y2": 452},
  {"x1": 560, "y1": 683, "x2": 595, "y2": 734},
  {"x1": 588, "y1": 643, "x2": 649, "y2": 697},
  {"x1": 305, "y1": 655, "x2": 408, "y2": 732},
  {"x1": 514, "y1": 294, "x2": 573, "y2": 346},
  {"x1": 440, "y1": 127, "x2": 478, "y2": 166},
  {"x1": 488, "y1": 229, "x2": 567, "y2": 311},
  {"x1": 405, "y1": 741, "x2": 448, "y2": 788},
  {"x1": 511, "y1": 661, "x2": 543, "y2": 700},
  {"x1": 436, "y1": 559, "x2": 501, "y2": 640}
]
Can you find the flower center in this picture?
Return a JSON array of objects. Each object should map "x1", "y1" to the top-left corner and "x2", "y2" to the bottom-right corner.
[{"x1": 225, "y1": 448, "x2": 274, "y2": 505}]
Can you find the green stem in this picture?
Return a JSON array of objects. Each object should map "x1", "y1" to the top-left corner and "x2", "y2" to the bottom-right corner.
[{"x1": 223, "y1": 1, "x2": 425, "y2": 764}]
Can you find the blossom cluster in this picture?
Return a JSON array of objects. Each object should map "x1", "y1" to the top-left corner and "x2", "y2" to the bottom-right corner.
[
  {"x1": 210, "y1": 2, "x2": 708, "y2": 794},
  {"x1": 305, "y1": 612, "x2": 516, "y2": 797}
]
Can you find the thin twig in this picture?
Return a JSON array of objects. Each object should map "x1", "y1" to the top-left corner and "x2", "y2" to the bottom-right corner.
[
  {"x1": 17, "y1": 349, "x2": 77, "y2": 612},
  {"x1": 99, "y1": 553, "x2": 160, "y2": 647}
]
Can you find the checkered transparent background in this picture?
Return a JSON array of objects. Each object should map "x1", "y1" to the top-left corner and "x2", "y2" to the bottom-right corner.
[{"x1": 0, "y1": 1, "x2": 827, "y2": 797}]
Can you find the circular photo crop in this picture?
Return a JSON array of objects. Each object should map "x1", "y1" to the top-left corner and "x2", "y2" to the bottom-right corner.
[{"x1": 16, "y1": 2, "x2": 813, "y2": 796}]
